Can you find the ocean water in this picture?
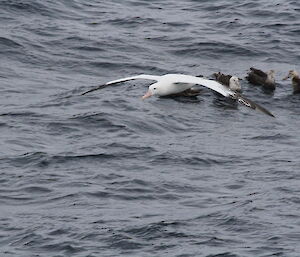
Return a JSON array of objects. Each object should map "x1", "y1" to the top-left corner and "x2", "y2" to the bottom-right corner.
[{"x1": 0, "y1": 1, "x2": 299, "y2": 256}]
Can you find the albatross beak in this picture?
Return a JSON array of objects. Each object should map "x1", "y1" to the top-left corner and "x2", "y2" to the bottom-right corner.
[{"x1": 142, "y1": 90, "x2": 153, "y2": 100}]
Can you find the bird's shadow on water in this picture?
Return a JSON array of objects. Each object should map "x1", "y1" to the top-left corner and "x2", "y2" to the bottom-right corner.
[
  {"x1": 212, "y1": 97, "x2": 239, "y2": 110},
  {"x1": 157, "y1": 92, "x2": 241, "y2": 116},
  {"x1": 159, "y1": 95, "x2": 202, "y2": 104}
]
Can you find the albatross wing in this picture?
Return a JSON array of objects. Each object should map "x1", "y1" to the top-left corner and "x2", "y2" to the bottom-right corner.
[
  {"x1": 234, "y1": 93, "x2": 275, "y2": 117},
  {"x1": 81, "y1": 74, "x2": 160, "y2": 95},
  {"x1": 162, "y1": 74, "x2": 275, "y2": 117},
  {"x1": 106, "y1": 74, "x2": 160, "y2": 85}
]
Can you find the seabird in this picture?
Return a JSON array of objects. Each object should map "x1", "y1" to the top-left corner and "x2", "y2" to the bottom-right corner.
[
  {"x1": 246, "y1": 67, "x2": 276, "y2": 90},
  {"x1": 213, "y1": 72, "x2": 242, "y2": 92},
  {"x1": 283, "y1": 70, "x2": 300, "y2": 94},
  {"x1": 82, "y1": 74, "x2": 274, "y2": 117}
]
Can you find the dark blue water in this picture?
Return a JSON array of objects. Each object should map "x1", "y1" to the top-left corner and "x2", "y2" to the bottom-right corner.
[{"x1": 1, "y1": 1, "x2": 300, "y2": 256}]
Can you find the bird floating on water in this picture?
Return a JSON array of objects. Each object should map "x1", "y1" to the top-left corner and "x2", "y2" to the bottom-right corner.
[
  {"x1": 283, "y1": 70, "x2": 300, "y2": 94},
  {"x1": 213, "y1": 72, "x2": 242, "y2": 92},
  {"x1": 81, "y1": 73, "x2": 275, "y2": 117},
  {"x1": 246, "y1": 67, "x2": 276, "y2": 91}
]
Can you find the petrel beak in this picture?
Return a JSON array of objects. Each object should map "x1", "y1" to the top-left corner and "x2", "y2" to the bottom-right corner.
[
  {"x1": 142, "y1": 90, "x2": 152, "y2": 100},
  {"x1": 282, "y1": 75, "x2": 289, "y2": 80}
]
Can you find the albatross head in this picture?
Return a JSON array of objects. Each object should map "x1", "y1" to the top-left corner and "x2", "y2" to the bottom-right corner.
[
  {"x1": 229, "y1": 76, "x2": 242, "y2": 92},
  {"x1": 283, "y1": 70, "x2": 299, "y2": 80},
  {"x1": 142, "y1": 83, "x2": 162, "y2": 99}
]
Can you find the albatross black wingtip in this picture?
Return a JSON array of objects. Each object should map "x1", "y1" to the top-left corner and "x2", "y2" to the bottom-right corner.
[
  {"x1": 236, "y1": 94, "x2": 275, "y2": 118},
  {"x1": 81, "y1": 89, "x2": 93, "y2": 96},
  {"x1": 81, "y1": 84, "x2": 109, "y2": 96},
  {"x1": 259, "y1": 107, "x2": 275, "y2": 118},
  {"x1": 249, "y1": 98, "x2": 275, "y2": 118}
]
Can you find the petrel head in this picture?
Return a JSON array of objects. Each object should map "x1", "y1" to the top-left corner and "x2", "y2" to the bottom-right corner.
[
  {"x1": 229, "y1": 76, "x2": 242, "y2": 92},
  {"x1": 283, "y1": 70, "x2": 299, "y2": 80}
]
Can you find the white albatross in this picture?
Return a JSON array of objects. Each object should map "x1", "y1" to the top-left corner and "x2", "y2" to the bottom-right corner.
[{"x1": 81, "y1": 74, "x2": 275, "y2": 117}]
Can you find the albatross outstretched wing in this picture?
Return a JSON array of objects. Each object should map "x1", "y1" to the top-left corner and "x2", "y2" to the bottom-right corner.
[
  {"x1": 81, "y1": 74, "x2": 160, "y2": 95},
  {"x1": 163, "y1": 74, "x2": 275, "y2": 117}
]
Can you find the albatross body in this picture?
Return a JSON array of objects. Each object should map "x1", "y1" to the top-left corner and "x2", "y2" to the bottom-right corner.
[{"x1": 82, "y1": 73, "x2": 274, "y2": 117}]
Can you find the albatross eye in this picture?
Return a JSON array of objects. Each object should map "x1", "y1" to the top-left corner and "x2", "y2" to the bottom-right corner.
[{"x1": 153, "y1": 88, "x2": 157, "y2": 90}]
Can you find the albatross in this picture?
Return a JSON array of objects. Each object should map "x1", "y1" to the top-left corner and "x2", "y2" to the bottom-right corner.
[{"x1": 81, "y1": 73, "x2": 274, "y2": 117}]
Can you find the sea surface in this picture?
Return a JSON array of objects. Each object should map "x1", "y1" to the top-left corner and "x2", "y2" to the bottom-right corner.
[{"x1": 0, "y1": 1, "x2": 300, "y2": 256}]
